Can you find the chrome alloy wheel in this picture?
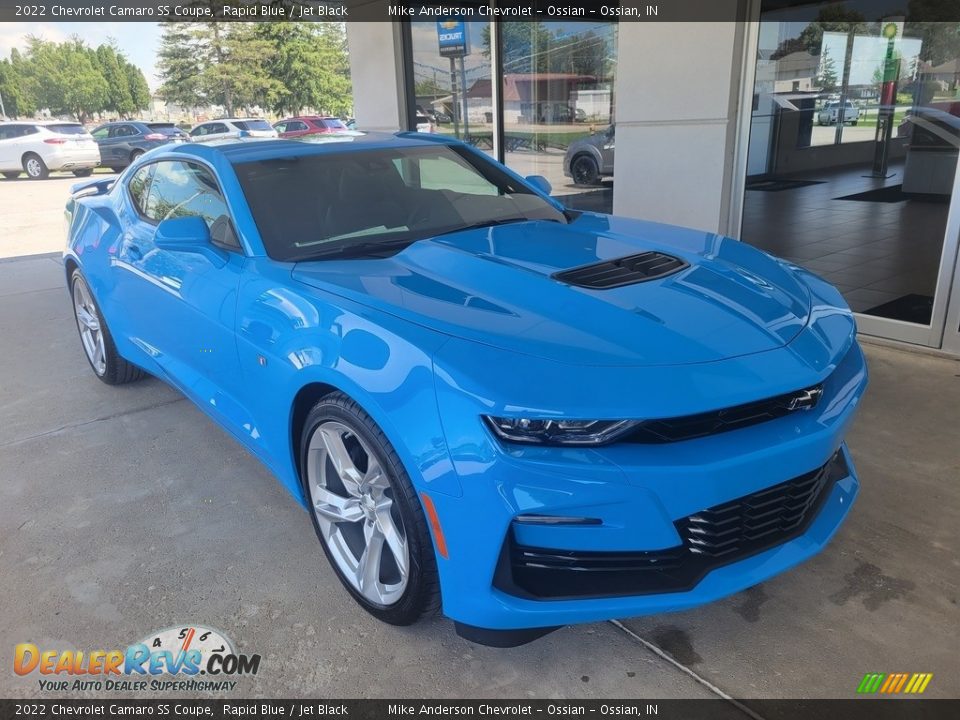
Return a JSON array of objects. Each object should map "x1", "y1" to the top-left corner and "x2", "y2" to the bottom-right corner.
[
  {"x1": 307, "y1": 421, "x2": 409, "y2": 605},
  {"x1": 25, "y1": 156, "x2": 43, "y2": 178},
  {"x1": 73, "y1": 279, "x2": 106, "y2": 376}
]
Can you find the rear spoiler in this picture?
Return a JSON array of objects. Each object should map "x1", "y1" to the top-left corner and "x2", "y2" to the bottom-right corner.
[{"x1": 70, "y1": 176, "x2": 117, "y2": 198}]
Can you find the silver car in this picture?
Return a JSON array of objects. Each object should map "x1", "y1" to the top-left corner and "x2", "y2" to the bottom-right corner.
[{"x1": 563, "y1": 125, "x2": 614, "y2": 186}]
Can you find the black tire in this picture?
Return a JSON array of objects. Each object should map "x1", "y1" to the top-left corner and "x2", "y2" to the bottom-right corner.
[
  {"x1": 851, "y1": 120, "x2": 858, "y2": 126},
  {"x1": 3, "y1": 171, "x2": 19, "y2": 179},
  {"x1": 571, "y1": 154, "x2": 600, "y2": 186},
  {"x1": 23, "y1": 153, "x2": 48, "y2": 180},
  {"x1": 69, "y1": 270, "x2": 146, "y2": 385},
  {"x1": 72, "y1": 169, "x2": 93, "y2": 177},
  {"x1": 129, "y1": 150, "x2": 144, "y2": 164},
  {"x1": 300, "y1": 393, "x2": 441, "y2": 626},
  {"x1": 110, "y1": 167, "x2": 126, "y2": 173}
]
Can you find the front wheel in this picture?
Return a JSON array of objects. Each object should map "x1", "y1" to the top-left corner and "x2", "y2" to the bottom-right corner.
[
  {"x1": 70, "y1": 270, "x2": 145, "y2": 385},
  {"x1": 72, "y1": 169, "x2": 93, "y2": 177},
  {"x1": 571, "y1": 154, "x2": 600, "y2": 186},
  {"x1": 301, "y1": 393, "x2": 441, "y2": 625}
]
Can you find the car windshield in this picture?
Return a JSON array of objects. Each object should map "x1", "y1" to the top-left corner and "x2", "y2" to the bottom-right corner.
[
  {"x1": 48, "y1": 124, "x2": 86, "y2": 135},
  {"x1": 234, "y1": 120, "x2": 273, "y2": 131},
  {"x1": 233, "y1": 144, "x2": 567, "y2": 261}
]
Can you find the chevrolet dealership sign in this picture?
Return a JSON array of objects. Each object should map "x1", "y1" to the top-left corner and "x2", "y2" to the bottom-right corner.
[{"x1": 437, "y1": 19, "x2": 469, "y2": 58}]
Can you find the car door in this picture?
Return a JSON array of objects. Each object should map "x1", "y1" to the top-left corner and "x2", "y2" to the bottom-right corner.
[
  {"x1": 115, "y1": 158, "x2": 252, "y2": 434},
  {"x1": 90, "y1": 125, "x2": 111, "y2": 165}
]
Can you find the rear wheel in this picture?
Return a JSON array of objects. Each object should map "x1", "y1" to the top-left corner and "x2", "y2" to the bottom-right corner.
[
  {"x1": 571, "y1": 154, "x2": 600, "y2": 186},
  {"x1": 110, "y1": 167, "x2": 126, "y2": 173},
  {"x1": 70, "y1": 270, "x2": 145, "y2": 385},
  {"x1": 2, "y1": 171, "x2": 19, "y2": 179},
  {"x1": 301, "y1": 393, "x2": 441, "y2": 625},
  {"x1": 72, "y1": 169, "x2": 93, "y2": 177},
  {"x1": 23, "y1": 153, "x2": 48, "y2": 180},
  {"x1": 129, "y1": 149, "x2": 144, "y2": 164}
]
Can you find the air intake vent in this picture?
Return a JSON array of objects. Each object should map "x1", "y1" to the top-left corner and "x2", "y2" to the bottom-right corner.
[{"x1": 552, "y1": 251, "x2": 688, "y2": 289}]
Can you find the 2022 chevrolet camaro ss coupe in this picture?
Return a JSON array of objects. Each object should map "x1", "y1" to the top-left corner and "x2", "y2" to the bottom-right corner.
[{"x1": 64, "y1": 133, "x2": 867, "y2": 646}]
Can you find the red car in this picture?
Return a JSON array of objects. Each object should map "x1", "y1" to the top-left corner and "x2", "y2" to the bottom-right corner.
[{"x1": 273, "y1": 116, "x2": 349, "y2": 138}]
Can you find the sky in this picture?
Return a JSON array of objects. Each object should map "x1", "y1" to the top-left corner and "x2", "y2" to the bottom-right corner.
[{"x1": 0, "y1": 22, "x2": 163, "y2": 90}]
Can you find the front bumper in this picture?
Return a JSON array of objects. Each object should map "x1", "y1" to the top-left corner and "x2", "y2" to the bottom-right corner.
[{"x1": 428, "y1": 340, "x2": 867, "y2": 633}]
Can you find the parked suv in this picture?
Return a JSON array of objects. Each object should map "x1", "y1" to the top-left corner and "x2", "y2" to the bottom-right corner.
[
  {"x1": 90, "y1": 121, "x2": 189, "y2": 171},
  {"x1": 818, "y1": 100, "x2": 860, "y2": 126},
  {"x1": 0, "y1": 121, "x2": 100, "y2": 179},
  {"x1": 563, "y1": 124, "x2": 615, "y2": 186},
  {"x1": 189, "y1": 118, "x2": 278, "y2": 143}
]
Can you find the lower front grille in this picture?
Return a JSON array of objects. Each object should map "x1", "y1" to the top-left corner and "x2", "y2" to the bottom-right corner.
[{"x1": 494, "y1": 450, "x2": 848, "y2": 600}]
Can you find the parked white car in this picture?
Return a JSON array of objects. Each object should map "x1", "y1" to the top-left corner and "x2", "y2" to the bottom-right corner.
[
  {"x1": 188, "y1": 118, "x2": 278, "y2": 143},
  {"x1": 0, "y1": 121, "x2": 100, "y2": 179},
  {"x1": 415, "y1": 114, "x2": 435, "y2": 134},
  {"x1": 818, "y1": 100, "x2": 860, "y2": 126}
]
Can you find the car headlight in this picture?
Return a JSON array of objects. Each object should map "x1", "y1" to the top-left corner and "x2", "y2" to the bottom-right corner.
[{"x1": 482, "y1": 416, "x2": 639, "y2": 446}]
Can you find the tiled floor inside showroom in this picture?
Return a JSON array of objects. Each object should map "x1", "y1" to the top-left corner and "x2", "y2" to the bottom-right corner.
[
  {"x1": 741, "y1": 160, "x2": 949, "y2": 320},
  {"x1": 0, "y1": 254, "x2": 957, "y2": 701}
]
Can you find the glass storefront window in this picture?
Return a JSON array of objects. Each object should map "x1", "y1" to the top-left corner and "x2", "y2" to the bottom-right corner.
[
  {"x1": 500, "y1": 21, "x2": 617, "y2": 213},
  {"x1": 743, "y1": 2, "x2": 960, "y2": 331},
  {"x1": 406, "y1": 18, "x2": 495, "y2": 158}
]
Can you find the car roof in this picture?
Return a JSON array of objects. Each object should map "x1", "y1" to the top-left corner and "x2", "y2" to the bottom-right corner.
[
  {"x1": 0, "y1": 120, "x2": 82, "y2": 125},
  {"x1": 158, "y1": 132, "x2": 457, "y2": 165}
]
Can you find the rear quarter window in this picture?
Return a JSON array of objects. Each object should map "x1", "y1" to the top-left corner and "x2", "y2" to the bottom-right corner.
[{"x1": 234, "y1": 120, "x2": 273, "y2": 131}]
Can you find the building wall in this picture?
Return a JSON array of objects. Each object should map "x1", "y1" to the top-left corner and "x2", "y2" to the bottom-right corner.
[
  {"x1": 612, "y1": 17, "x2": 746, "y2": 235},
  {"x1": 346, "y1": 23, "x2": 407, "y2": 133}
]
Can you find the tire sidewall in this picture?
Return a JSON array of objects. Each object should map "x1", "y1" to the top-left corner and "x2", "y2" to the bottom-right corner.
[
  {"x1": 572, "y1": 155, "x2": 599, "y2": 186},
  {"x1": 300, "y1": 398, "x2": 437, "y2": 625},
  {"x1": 24, "y1": 154, "x2": 47, "y2": 179}
]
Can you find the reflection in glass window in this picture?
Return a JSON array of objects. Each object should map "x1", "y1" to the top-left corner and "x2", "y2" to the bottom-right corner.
[
  {"x1": 500, "y1": 22, "x2": 617, "y2": 213},
  {"x1": 144, "y1": 161, "x2": 229, "y2": 228},
  {"x1": 407, "y1": 19, "x2": 494, "y2": 157}
]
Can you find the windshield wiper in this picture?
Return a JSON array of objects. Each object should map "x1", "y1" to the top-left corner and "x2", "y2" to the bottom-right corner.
[{"x1": 286, "y1": 237, "x2": 416, "y2": 262}]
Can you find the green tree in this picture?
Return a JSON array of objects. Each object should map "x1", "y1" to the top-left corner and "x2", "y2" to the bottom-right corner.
[
  {"x1": 0, "y1": 50, "x2": 37, "y2": 118},
  {"x1": 817, "y1": 47, "x2": 839, "y2": 90},
  {"x1": 124, "y1": 60, "x2": 151, "y2": 114},
  {"x1": 96, "y1": 43, "x2": 134, "y2": 117},
  {"x1": 25, "y1": 36, "x2": 109, "y2": 123},
  {"x1": 157, "y1": 22, "x2": 205, "y2": 109}
]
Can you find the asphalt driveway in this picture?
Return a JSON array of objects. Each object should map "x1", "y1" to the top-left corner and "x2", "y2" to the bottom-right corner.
[{"x1": 0, "y1": 253, "x2": 957, "y2": 703}]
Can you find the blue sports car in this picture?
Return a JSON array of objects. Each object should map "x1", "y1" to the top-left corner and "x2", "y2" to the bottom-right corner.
[{"x1": 64, "y1": 133, "x2": 867, "y2": 646}]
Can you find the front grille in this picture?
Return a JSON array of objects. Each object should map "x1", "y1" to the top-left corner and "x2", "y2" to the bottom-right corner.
[
  {"x1": 624, "y1": 384, "x2": 824, "y2": 444},
  {"x1": 494, "y1": 450, "x2": 847, "y2": 600},
  {"x1": 552, "y1": 251, "x2": 688, "y2": 289}
]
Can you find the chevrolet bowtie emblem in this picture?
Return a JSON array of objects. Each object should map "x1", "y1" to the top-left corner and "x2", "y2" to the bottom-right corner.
[{"x1": 785, "y1": 386, "x2": 824, "y2": 411}]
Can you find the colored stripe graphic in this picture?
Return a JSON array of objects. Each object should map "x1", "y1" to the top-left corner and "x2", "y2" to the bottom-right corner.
[{"x1": 857, "y1": 672, "x2": 933, "y2": 694}]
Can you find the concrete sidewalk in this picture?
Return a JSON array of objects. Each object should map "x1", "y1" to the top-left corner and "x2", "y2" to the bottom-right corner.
[{"x1": 0, "y1": 255, "x2": 957, "y2": 702}]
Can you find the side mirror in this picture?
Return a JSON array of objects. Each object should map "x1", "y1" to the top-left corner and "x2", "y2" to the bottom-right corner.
[
  {"x1": 155, "y1": 216, "x2": 226, "y2": 267},
  {"x1": 525, "y1": 175, "x2": 552, "y2": 196}
]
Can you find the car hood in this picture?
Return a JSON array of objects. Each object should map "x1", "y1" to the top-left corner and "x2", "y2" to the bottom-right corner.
[{"x1": 291, "y1": 214, "x2": 812, "y2": 367}]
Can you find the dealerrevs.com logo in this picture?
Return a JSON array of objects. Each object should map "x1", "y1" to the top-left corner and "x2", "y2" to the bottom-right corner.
[{"x1": 14, "y1": 625, "x2": 261, "y2": 692}]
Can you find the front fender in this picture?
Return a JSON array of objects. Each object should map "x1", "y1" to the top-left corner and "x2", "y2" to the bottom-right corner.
[{"x1": 234, "y1": 259, "x2": 463, "y2": 506}]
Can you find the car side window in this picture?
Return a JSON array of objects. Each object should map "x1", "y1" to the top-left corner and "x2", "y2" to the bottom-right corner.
[
  {"x1": 92, "y1": 127, "x2": 109, "y2": 140},
  {"x1": 289, "y1": 121, "x2": 307, "y2": 132},
  {"x1": 274, "y1": 123, "x2": 286, "y2": 133},
  {"x1": 143, "y1": 160, "x2": 239, "y2": 249},
  {"x1": 128, "y1": 164, "x2": 154, "y2": 216},
  {"x1": 190, "y1": 124, "x2": 208, "y2": 137},
  {"x1": 211, "y1": 123, "x2": 228, "y2": 134}
]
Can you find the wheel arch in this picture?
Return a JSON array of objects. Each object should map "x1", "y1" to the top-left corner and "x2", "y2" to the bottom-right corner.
[{"x1": 290, "y1": 381, "x2": 340, "y2": 497}]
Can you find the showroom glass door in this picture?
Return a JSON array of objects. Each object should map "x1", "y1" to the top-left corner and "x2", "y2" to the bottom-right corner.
[{"x1": 740, "y1": 0, "x2": 960, "y2": 348}]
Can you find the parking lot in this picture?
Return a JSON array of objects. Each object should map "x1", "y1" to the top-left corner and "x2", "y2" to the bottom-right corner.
[{"x1": 0, "y1": 180, "x2": 958, "y2": 702}]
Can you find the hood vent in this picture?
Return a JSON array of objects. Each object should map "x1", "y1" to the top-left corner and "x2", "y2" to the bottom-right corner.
[{"x1": 552, "y1": 251, "x2": 688, "y2": 289}]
